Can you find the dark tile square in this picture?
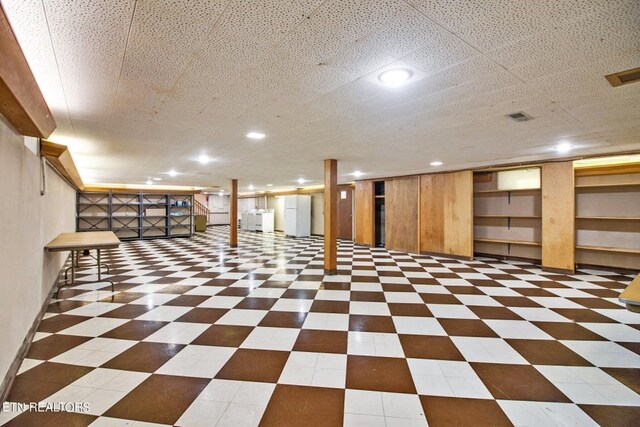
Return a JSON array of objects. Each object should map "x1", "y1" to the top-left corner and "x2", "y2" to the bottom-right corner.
[
  {"x1": 103, "y1": 374, "x2": 210, "y2": 424},
  {"x1": 216, "y1": 349, "x2": 289, "y2": 383},
  {"x1": 293, "y1": 330, "x2": 347, "y2": 354},
  {"x1": 259, "y1": 311, "x2": 308, "y2": 328},
  {"x1": 192, "y1": 325, "x2": 253, "y2": 347},
  {"x1": 438, "y1": 319, "x2": 499, "y2": 337},
  {"x1": 174, "y1": 307, "x2": 228, "y2": 324},
  {"x1": 472, "y1": 362, "x2": 570, "y2": 402},
  {"x1": 260, "y1": 385, "x2": 344, "y2": 427},
  {"x1": 102, "y1": 342, "x2": 185, "y2": 372},
  {"x1": 100, "y1": 320, "x2": 168, "y2": 341},
  {"x1": 346, "y1": 355, "x2": 416, "y2": 394},
  {"x1": 420, "y1": 396, "x2": 511, "y2": 427},
  {"x1": 349, "y1": 315, "x2": 396, "y2": 333},
  {"x1": 388, "y1": 303, "x2": 432, "y2": 317},
  {"x1": 399, "y1": 335, "x2": 464, "y2": 360},
  {"x1": 310, "y1": 300, "x2": 350, "y2": 314}
]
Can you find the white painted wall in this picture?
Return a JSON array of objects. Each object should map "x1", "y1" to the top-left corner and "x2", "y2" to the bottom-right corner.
[{"x1": 0, "y1": 119, "x2": 75, "y2": 383}]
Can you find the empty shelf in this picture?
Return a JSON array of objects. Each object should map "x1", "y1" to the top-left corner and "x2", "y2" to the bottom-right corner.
[
  {"x1": 576, "y1": 245, "x2": 640, "y2": 254},
  {"x1": 474, "y1": 238, "x2": 541, "y2": 246}
]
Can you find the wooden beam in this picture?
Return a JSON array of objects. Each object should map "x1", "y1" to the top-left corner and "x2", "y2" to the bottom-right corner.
[
  {"x1": 0, "y1": 5, "x2": 56, "y2": 137},
  {"x1": 40, "y1": 139, "x2": 84, "y2": 190},
  {"x1": 324, "y1": 159, "x2": 338, "y2": 274},
  {"x1": 230, "y1": 179, "x2": 238, "y2": 247}
]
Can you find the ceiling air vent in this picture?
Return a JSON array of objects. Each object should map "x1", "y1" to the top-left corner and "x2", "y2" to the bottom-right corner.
[
  {"x1": 605, "y1": 67, "x2": 640, "y2": 87},
  {"x1": 507, "y1": 111, "x2": 533, "y2": 122}
]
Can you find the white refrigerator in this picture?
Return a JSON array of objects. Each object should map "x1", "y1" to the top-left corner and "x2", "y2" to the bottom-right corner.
[{"x1": 284, "y1": 195, "x2": 311, "y2": 237}]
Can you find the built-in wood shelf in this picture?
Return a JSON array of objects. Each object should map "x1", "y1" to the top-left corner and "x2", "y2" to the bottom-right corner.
[
  {"x1": 576, "y1": 245, "x2": 640, "y2": 255},
  {"x1": 474, "y1": 238, "x2": 542, "y2": 247},
  {"x1": 576, "y1": 182, "x2": 640, "y2": 189},
  {"x1": 474, "y1": 188, "x2": 541, "y2": 194},
  {"x1": 576, "y1": 216, "x2": 640, "y2": 221},
  {"x1": 474, "y1": 215, "x2": 541, "y2": 219},
  {"x1": 374, "y1": 195, "x2": 385, "y2": 199}
]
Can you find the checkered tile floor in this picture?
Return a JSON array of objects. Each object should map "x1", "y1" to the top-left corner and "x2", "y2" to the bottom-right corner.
[{"x1": 2, "y1": 226, "x2": 639, "y2": 426}]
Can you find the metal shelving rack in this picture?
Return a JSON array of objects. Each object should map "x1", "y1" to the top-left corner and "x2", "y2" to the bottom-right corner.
[
  {"x1": 169, "y1": 195, "x2": 194, "y2": 237},
  {"x1": 76, "y1": 191, "x2": 193, "y2": 241}
]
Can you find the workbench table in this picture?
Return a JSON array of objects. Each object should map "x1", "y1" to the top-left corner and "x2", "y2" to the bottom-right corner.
[{"x1": 45, "y1": 231, "x2": 120, "y2": 298}]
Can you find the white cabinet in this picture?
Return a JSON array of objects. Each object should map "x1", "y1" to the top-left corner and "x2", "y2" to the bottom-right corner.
[
  {"x1": 284, "y1": 195, "x2": 311, "y2": 237},
  {"x1": 240, "y1": 211, "x2": 274, "y2": 233}
]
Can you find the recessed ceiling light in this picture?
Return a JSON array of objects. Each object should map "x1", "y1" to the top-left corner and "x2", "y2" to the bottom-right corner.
[
  {"x1": 430, "y1": 161, "x2": 443, "y2": 166},
  {"x1": 297, "y1": 178, "x2": 305, "y2": 185},
  {"x1": 267, "y1": 184, "x2": 273, "y2": 187},
  {"x1": 198, "y1": 154, "x2": 211, "y2": 164},
  {"x1": 146, "y1": 180, "x2": 153, "y2": 185},
  {"x1": 168, "y1": 170, "x2": 178, "y2": 177},
  {"x1": 353, "y1": 171, "x2": 363, "y2": 178},
  {"x1": 378, "y1": 68, "x2": 413, "y2": 87},
  {"x1": 153, "y1": 177, "x2": 162, "y2": 181},
  {"x1": 248, "y1": 185, "x2": 255, "y2": 190},
  {"x1": 246, "y1": 132, "x2": 266, "y2": 140},
  {"x1": 556, "y1": 142, "x2": 572, "y2": 153}
]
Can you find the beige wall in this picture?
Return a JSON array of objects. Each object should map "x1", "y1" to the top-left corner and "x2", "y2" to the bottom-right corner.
[{"x1": 0, "y1": 119, "x2": 75, "y2": 383}]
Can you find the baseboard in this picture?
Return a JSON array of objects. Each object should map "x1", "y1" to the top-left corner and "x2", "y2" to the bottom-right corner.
[
  {"x1": 473, "y1": 252, "x2": 541, "y2": 265},
  {"x1": 0, "y1": 254, "x2": 69, "y2": 405},
  {"x1": 421, "y1": 251, "x2": 473, "y2": 261},
  {"x1": 542, "y1": 266, "x2": 575, "y2": 275},
  {"x1": 575, "y1": 263, "x2": 640, "y2": 275}
]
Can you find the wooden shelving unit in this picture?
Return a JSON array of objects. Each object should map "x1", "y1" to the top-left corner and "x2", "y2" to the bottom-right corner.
[
  {"x1": 574, "y1": 169, "x2": 640, "y2": 270},
  {"x1": 76, "y1": 191, "x2": 193, "y2": 241},
  {"x1": 473, "y1": 169, "x2": 542, "y2": 261}
]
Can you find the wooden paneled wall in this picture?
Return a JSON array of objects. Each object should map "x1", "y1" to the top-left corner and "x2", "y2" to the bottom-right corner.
[
  {"x1": 420, "y1": 171, "x2": 473, "y2": 259},
  {"x1": 354, "y1": 180, "x2": 374, "y2": 246},
  {"x1": 386, "y1": 177, "x2": 420, "y2": 253},
  {"x1": 542, "y1": 162, "x2": 575, "y2": 273}
]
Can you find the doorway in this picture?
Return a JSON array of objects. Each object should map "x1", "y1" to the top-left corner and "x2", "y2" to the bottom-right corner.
[{"x1": 337, "y1": 185, "x2": 353, "y2": 240}]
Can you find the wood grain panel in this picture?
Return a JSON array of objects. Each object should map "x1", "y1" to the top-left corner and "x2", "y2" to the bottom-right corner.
[
  {"x1": 230, "y1": 179, "x2": 238, "y2": 247},
  {"x1": 355, "y1": 180, "x2": 374, "y2": 246},
  {"x1": 420, "y1": 171, "x2": 473, "y2": 258},
  {"x1": 444, "y1": 171, "x2": 473, "y2": 258},
  {"x1": 40, "y1": 139, "x2": 84, "y2": 190},
  {"x1": 0, "y1": 7, "x2": 56, "y2": 137},
  {"x1": 324, "y1": 159, "x2": 338, "y2": 273},
  {"x1": 420, "y1": 174, "x2": 444, "y2": 253},
  {"x1": 542, "y1": 162, "x2": 575, "y2": 272},
  {"x1": 337, "y1": 185, "x2": 353, "y2": 240},
  {"x1": 386, "y1": 177, "x2": 419, "y2": 253}
]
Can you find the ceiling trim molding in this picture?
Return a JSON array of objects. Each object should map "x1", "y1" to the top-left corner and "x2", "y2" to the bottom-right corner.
[
  {"x1": 40, "y1": 140, "x2": 84, "y2": 190},
  {"x1": 0, "y1": 4, "x2": 56, "y2": 138}
]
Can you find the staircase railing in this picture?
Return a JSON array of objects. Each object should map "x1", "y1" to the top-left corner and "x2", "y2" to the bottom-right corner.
[{"x1": 193, "y1": 199, "x2": 210, "y2": 220}]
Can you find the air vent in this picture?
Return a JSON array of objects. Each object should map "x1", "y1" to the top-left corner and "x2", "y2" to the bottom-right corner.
[
  {"x1": 507, "y1": 112, "x2": 533, "y2": 122},
  {"x1": 606, "y1": 67, "x2": 640, "y2": 87}
]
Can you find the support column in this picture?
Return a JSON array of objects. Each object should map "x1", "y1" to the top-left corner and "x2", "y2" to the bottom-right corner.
[
  {"x1": 230, "y1": 179, "x2": 238, "y2": 248},
  {"x1": 324, "y1": 159, "x2": 338, "y2": 275}
]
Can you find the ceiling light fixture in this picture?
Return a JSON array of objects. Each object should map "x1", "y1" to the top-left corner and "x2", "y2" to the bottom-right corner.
[
  {"x1": 153, "y1": 177, "x2": 162, "y2": 181},
  {"x1": 246, "y1": 132, "x2": 266, "y2": 140},
  {"x1": 267, "y1": 184, "x2": 273, "y2": 187},
  {"x1": 378, "y1": 68, "x2": 413, "y2": 87},
  {"x1": 248, "y1": 185, "x2": 255, "y2": 190},
  {"x1": 198, "y1": 154, "x2": 211, "y2": 164},
  {"x1": 556, "y1": 142, "x2": 572, "y2": 153},
  {"x1": 168, "y1": 170, "x2": 178, "y2": 177},
  {"x1": 430, "y1": 161, "x2": 443, "y2": 166},
  {"x1": 297, "y1": 178, "x2": 306, "y2": 185},
  {"x1": 146, "y1": 180, "x2": 153, "y2": 185},
  {"x1": 353, "y1": 171, "x2": 363, "y2": 178}
]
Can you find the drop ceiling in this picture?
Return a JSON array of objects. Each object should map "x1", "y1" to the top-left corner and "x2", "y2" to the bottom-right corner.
[{"x1": 3, "y1": 0, "x2": 639, "y2": 192}]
